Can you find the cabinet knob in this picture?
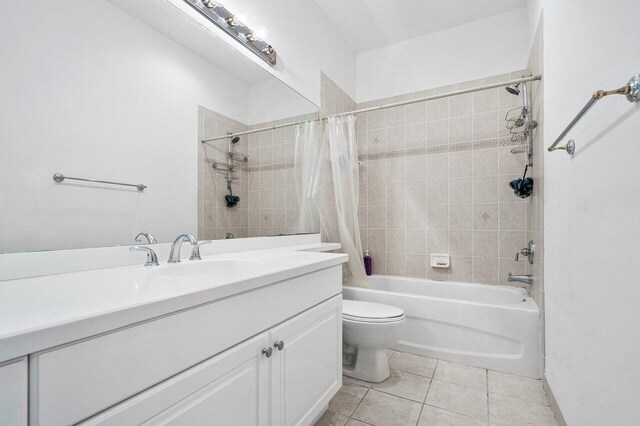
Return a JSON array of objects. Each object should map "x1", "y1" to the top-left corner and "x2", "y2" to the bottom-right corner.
[
  {"x1": 262, "y1": 347, "x2": 273, "y2": 358},
  {"x1": 274, "y1": 340, "x2": 285, "y2": 351}
]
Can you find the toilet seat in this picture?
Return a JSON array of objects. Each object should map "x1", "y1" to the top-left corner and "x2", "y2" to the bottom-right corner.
[{"x1": 342, "y1": 300, "x2": 405, "y2": 323}]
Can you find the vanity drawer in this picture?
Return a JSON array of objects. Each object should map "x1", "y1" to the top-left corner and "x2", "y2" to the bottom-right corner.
[{"x1": 29, "y1": 266, "x2": 341, "y2": 426}]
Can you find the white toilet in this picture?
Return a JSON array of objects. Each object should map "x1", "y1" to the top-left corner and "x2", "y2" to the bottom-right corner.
[{"x1": 342, "y1": 300, "x2": 405, "y2": 383}]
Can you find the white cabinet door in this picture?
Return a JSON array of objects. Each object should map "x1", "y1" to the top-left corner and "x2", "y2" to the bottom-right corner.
[
  {"x1": 270, "y1": 296, "x2": 342, "y2": 426},
  {"x1": 80, "y1": 332, "x2": 271, "y2": 426},
  {"x1": 0, "y1": 357, "x2": 27, "y2": 426}
]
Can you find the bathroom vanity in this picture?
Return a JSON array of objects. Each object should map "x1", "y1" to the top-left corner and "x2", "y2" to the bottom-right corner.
[{"x1": 0, "y1": 242, "x2": 346, "y2": 426}]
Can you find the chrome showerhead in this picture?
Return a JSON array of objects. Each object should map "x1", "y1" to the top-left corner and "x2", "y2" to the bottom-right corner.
[
  {"x1": 505, "y1": 83, "x2": 521, "y2": 96},
  {"x1": 230, "y1": 136, "x2": 240, "y2": 144}
]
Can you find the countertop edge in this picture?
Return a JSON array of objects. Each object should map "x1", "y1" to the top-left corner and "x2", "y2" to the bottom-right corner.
[{"x1": 0, "y1": 252, "x2": 347, "y2": 363}]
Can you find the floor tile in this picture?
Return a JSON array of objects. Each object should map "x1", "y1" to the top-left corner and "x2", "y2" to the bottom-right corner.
[
  {"x1": 343, "y1": 375, "x2": 373, "y2": 389},
  {"x1": 488, "y1": 371, "x2": 549, "y2": 405},
  {"x1": 315, "y1": 410, "x2": 349, "y2": 426},
  {"x1": 418, "y1": 405, "x2": 486, "y2": 426},
  {"x1": 432, "y1": 360, "x2": 487, "y2": 390},
  {"x1": 425, "y1": 380, "x2": 488, "y2": 420},
  {"x1": 328, "y1": 383, "x2": 369, "y2": 417},
  {"x1": 352, "y1": 389, "x2": 422, "y2": 426},
  {"x1": 388, "y1": 351, "x2": 437, "y2": 377},
  {"x1": 345, "y1": 419, "x2": 372, "y2": 426},
  {"x1": 489, "y1": 393, "x2": 556, "y2": 426},
  {"x1": 386, "y1": 349, "x2": 395, "y2": 360},
  {"x1": 372, "y1": 369, "x2": 431, "y2": 402}
]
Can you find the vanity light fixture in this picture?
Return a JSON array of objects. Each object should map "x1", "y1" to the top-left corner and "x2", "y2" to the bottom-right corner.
[{"x1": 184, "y1": 0, "x2": 277, "y2": 65}]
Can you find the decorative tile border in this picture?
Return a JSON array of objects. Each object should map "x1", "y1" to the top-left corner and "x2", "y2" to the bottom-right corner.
[
  {"x1": 359, "y1": 136, "x2": 525, "y2": 162},
  {"x1": 245, "y1": 136, "x2": 526, "y2": 171}
]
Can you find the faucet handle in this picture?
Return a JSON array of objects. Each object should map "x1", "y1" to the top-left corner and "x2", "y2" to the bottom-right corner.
[
  {"x1": 130, "y1": 246, "x2": 159, "y2": 266},
  {"x1": 190, "y1": 240, "x2": 212, "y2": 261},
  {"x1": 135, "y1": 232, "x2": 157, "y2": 244}
]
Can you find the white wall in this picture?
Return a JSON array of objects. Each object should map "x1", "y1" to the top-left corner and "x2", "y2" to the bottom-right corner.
[
  {"x1": 538, "y1": 1, "x2": 640, "y2": 424},
  {"x1": 218, "y1": 0, "x2": 357, "y2": 105},
  {"x1": 0, "y1": 0, "x2": 248, "y2": 252},
  {"x1": 355, "y1": 8, "x2": 529, "y2": 102}
]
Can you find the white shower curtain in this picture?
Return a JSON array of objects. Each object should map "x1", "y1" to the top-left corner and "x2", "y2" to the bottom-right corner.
[
  {"x1": 293, "y1": 120, "x2": 323, "y2": 233},
  {"x1": 317, "y1": 115, "x2": 368, "y2": 287}
]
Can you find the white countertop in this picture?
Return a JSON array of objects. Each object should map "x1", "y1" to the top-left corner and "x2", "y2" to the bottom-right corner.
[{"x1": 0, "y1": 243, "x2": 346, "y2": 363}]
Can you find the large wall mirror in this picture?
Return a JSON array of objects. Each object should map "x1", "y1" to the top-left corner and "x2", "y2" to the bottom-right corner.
[{"x1": 0, "y1": 0, "x2": 319, "y2": 254}]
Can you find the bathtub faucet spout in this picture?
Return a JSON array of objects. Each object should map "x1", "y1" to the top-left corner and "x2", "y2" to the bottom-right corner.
[{"x1": 507, "y1": 273, "x2": 533, "y2": 285}]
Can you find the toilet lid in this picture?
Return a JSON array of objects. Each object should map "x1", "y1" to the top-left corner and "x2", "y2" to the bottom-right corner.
[{"x1": 343, "y1": 300, "x2": 404, "y2": 323}]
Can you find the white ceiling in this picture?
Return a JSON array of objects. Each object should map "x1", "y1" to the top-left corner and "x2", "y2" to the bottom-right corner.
[{"x1": 314, "y1": 0, "x2": 527, "y2": 53}]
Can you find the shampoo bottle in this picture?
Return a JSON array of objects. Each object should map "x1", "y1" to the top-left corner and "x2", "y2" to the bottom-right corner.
[{"x1": 363, "y1": 250, "x2": 372, "y2": 276}]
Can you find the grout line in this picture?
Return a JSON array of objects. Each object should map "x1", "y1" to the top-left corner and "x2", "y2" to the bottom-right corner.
[{"x1": 349, "y1": 386, "x2": 370, "y2": 419}]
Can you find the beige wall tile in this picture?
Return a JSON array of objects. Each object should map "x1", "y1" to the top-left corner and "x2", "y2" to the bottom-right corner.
[
  {"x1": 449, "y1": 93, "x2": 472, "y2": 117},
  {"x1": 406, "y1": 254, "x2": 427, "y2": 278},
  {"x1": 473, "y1": 257, "x2": 499, "y2": 284},
  {"x1": 385, "y1": 106, "x2": 406, "y2": 127},
  {"x1": 472, "y1": 112, "x2": 499, "y2": 140},
  {"x1": 405, "y1": 181, "x2": 427, "y2": 206},
  {"x1": 427, "y1": 98, "x2": 449, "y2": 121},
  {"x1": 449, "y1": 256, "x2": 473, "y2": 282},
  {"x1": 499, "y1": 203, "x2": 526, "y2": 230},
  {"x1": 449, "y1": 151, "x2": 472, "y2": 177},
  {"x1": 405, "y1": 156, "x2": 427, "y2": 182},
  {"x1": 427, "y1": 119, "x2": 449, "y2": 145},
  {"x1": 427, "y1": 230, "x2": 449, "y2": 254},
  {"x1": 405, "y1": 102, "x2": 427, "y2": 124},
  {"x1": 473, "y1": 203, "x2": 499, "y2": 230},
  {"x1": 406, "y1": 230, "x2": 427, "y2": 254},
  {"x1": 449, "y1": 230, "x2": 473, "y2": 256},
  {"x1": 427, "y1": 153, "x2": 449, "y2": 179},
  {"x1": 427, "y1": 204, "x2": 448, "y2": 229},
  {"x1": 473, "y1": 176, "x2": 499, "y2": 203},
  {"x1": 473, "y1": 231, "x2": 499, "y2": 258},
  {"x1": 450, "y1": 204, "x2": 473, "y2": 230},
  {"x1": 406, "y1": 122, "x2": 427, "y2": 148},
  {"x1": 450, "y1": 178, "x2": 473, "y2": 204},
  {"x1": 473, "y1": 148, "x2": 499, "y2": 176},
  {"x1": 449, "y1": 116, "x2": 473, "y2": 143},
  {"x1": 386, "y1": 205, "x2": 406, "y2": 229},
  {"x1": 427, "y1": 178, "x2": 449, "y2": 204}
]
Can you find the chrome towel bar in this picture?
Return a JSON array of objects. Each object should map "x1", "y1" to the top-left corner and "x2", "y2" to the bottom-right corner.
[
  {"x1": 548, "y1": 73, "x2": 640, "y2": 155},
  {"x1": 52, "y1": 173, "x2": 147, "y2": 191}
]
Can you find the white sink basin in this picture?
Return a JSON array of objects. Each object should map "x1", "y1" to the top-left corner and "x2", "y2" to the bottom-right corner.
[{"x1": 156, "y1": 259, "x2": 266, "y2": 278}]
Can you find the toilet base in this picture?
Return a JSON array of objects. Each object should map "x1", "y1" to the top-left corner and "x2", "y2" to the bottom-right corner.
[{"x1": 342, "y1": 347, "x2": 390, "y2": 383}]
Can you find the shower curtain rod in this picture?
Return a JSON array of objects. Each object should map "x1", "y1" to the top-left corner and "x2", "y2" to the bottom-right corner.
[{"x1": 201, "y1": 75, "x2": 542, "y2": 143}]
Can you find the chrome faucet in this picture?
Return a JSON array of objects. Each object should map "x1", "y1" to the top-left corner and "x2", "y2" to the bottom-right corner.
[
  {"x1": 168, "y1": 234, "x2": 198, "y2": 263},
  {"x1": 515, "y1": 240, "x2": 535, "y2": 264},
  {"x1": 190, "y1": 240, "x2": 212, "y2": 260},
  {"x1": 135, "y1": 232, "x2": 157, "y2": 244},
  {"x1": 130, "y1": 246, "x2": 159, "y2": 266},
  {"x1": 508, "y1": 273, "x2": 533, "y2": 285}
]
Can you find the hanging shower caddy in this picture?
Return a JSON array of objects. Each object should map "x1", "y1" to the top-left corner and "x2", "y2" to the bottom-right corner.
[{"x1": 211, "y1": 135, "x2": 249, "y2": 207}]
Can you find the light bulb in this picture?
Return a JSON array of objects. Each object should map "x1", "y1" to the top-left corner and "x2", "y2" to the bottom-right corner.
[{"x1": 253, "y1": 26, "x2": 268, "y2": 39}]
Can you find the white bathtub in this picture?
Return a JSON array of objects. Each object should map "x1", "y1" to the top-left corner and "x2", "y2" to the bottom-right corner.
[{"x1": 342, "y1": 275, "x2": 542, "y2": 378}]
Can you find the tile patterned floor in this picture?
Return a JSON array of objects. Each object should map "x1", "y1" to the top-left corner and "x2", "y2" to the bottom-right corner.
[{"x1": 315, "y1": 350, "x2": 557, "y2": 426}]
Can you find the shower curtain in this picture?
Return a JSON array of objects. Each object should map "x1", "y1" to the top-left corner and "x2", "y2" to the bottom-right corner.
[
  {"x1": 317, "y1": 116, "x2": 368, "y2": 287},
  {"x1": 293, "y1": 115, "x2": 368, "y2": 286},
  {"x1": 293, "y1": 120, "x2": 323, "y2": 233}
]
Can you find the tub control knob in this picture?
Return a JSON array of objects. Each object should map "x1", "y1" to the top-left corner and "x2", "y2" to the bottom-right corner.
[
  {"x1": 274, "y1": 340, "x2": 285, "y2": 351},
  {"x1": 262, "y1": 347, "x2": 273, "y2": 358}
]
